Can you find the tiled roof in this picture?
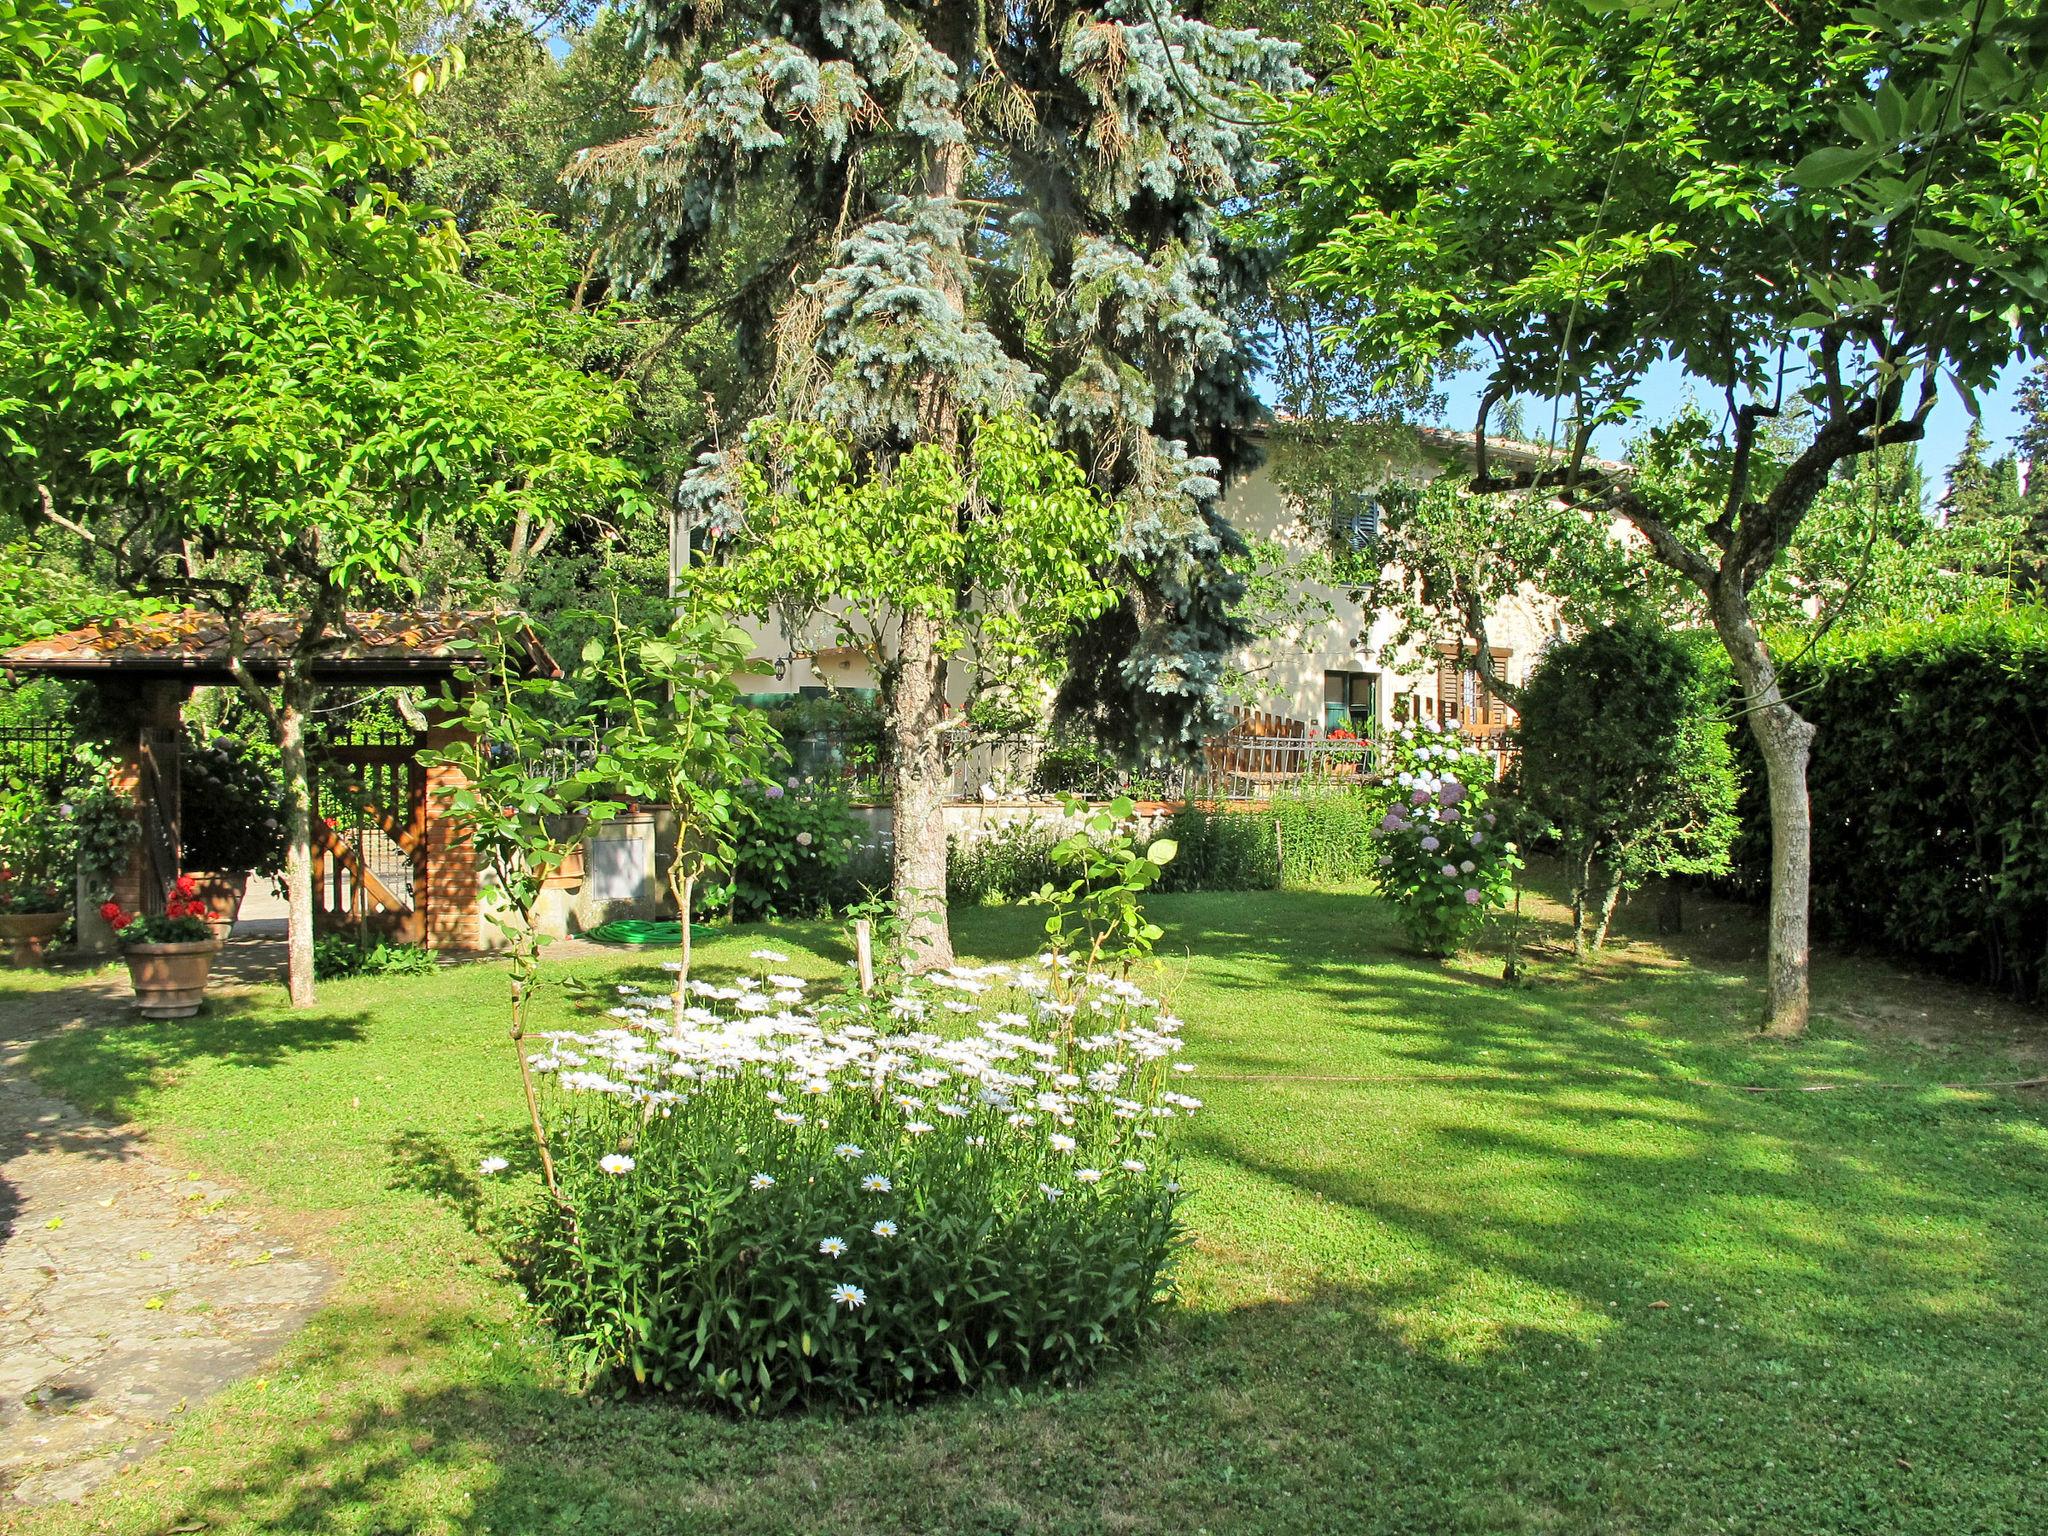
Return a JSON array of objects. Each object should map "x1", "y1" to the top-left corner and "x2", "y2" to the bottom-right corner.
[{"x1": 0, "y1": 611, "x2": 558, "y2": 681}]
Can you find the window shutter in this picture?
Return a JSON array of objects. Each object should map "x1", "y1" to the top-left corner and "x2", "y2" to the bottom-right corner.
[{"x1": 1332, "y1": 492, "x2": 1378, "y2": 552}]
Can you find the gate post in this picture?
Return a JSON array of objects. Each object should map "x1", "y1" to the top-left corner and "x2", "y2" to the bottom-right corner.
[
  {"x1": 419, "y1": 690, "x2": 480, "y2": 951},
  {"x1": 83, "y1": 679, "x2": 189, "y2": 952}
]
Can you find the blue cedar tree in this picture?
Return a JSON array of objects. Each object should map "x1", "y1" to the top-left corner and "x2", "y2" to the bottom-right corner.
[{"x1": 572, "y1": 0, "x2": 1299, "y2": 965}]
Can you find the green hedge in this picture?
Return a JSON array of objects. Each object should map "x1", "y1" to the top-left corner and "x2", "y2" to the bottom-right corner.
[{"x1": 1725, "y1": 611, "x2": 2048, "y2": 999}]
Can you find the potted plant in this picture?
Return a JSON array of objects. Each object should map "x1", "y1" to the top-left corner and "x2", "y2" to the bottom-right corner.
[
  {"x1": 1322, "y1": 725, "x2": 1363, "y2": 777},
  {"x1": 0, "y1": 793, "x2": 77, "y2": 965},
  {"x1": 102, "y1": 878, "x2": 218, "y2": 1017},
  {"x1": 178, "y1": 735, "x2": 287, "y2": 944}
]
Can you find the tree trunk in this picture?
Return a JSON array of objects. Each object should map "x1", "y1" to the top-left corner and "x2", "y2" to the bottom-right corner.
[
  {"x1": 1591, "y1": 866, "x2": 1624, "y2": 951},
  {"x1": 672, "y1": 870, "x2": 695, "y2": 1026},
  {"x1": 1712, "y1": 594, "x2": 1816, "y2": 1035},
  {"x1": 891, "y1": 611, "x2": 954, "y2": 972},
  {"x1": 1572, "y1": 843, "x2": 1596, "y2": 956},
  {"x1": 278, "y1": 668, "x2": 317, "y2": 1008}
]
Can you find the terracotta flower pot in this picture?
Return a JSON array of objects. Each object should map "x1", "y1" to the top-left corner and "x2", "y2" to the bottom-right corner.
[
  {"x1": 0, "y1": 911, "x2": 67, "y2": 967},
  {"x1": 123, "y1": 941, "x2": 216, "y2": 1018},
  {"x1": 541, "y1": 844, "x2": 586, "y2": 890},
  {"x1": 180, "y1": 870, "x2": 250, "y2": 948}
]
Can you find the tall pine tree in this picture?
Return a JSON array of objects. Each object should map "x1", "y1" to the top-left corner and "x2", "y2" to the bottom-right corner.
[{"x1": 573, "y1": 1, "x2": 1299, "y2": 966}]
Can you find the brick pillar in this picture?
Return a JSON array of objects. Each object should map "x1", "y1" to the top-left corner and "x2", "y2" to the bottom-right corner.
[{"x1": 419, "y1": 706, "x2": 479, "y2": 952}]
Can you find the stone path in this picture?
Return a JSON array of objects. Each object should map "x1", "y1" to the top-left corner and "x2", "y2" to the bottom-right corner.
[{"x1": 0, "y1": 946, "x2": 332, "y2": 1506}]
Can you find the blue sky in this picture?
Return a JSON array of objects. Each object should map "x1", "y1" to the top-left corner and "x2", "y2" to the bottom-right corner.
[{"x1": 1435, "y1": 357, "x2": 2031, "y2": 499}]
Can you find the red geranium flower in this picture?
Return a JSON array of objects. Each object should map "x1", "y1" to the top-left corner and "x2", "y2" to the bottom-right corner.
[{"x1": 174, "y1": 874, "x2": 199, "y2": 898}]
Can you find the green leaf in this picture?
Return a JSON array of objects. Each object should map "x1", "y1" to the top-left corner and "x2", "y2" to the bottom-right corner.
[{"x1": 1787, "y1": 146, "x2": 1880, "y2": 189}]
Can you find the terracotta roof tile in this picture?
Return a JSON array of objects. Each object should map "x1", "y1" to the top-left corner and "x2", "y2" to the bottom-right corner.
[{"x1": 1, "y1": 610, "x2": 558, "y2": 681}]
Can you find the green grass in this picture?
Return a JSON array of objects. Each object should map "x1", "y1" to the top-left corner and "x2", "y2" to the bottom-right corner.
[{"x1": 5, "y1": 883, "x2": 2047, "y2": 1535}]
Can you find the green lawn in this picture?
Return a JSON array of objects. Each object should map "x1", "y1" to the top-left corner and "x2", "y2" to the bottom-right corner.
[{"x1": 5, "y1": 884, "x2": 2047, "y2": 1535}]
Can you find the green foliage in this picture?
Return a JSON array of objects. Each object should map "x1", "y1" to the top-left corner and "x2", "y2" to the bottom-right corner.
[
  {"x1": 720, "y1": 778, "x2": 866, "y2": 921},
  {"x1": 1724, "y1": 611, "x2": 2048, "y2": 999},
  {"x1": 1316, "y1": 464, "x2": 1646, "y2": 676},
  {"x1": 179, "y1": 735, "x2": 287, "y2": 876},
  {"x1": 1513, "y1": 620, "x2": 1739, "y2": 953},
  {"x1": 1032, "y1": 796, "x2": 1177, "y2": 974},
  {"x1": 1270, "y1": 783, "x2": 1385, "y2": 890},
  {"x1": 0, "y1": 790, "x2": 74, "y2": 913},
  {"x1": 313, "y1": 935, "x2": 438, "y2": 981},
  {"x1": 1369, "y1": 726, "x2": 1519, "y2": 957},
  {"x1": 712, "y1": 415, "x2": 1122, "y2": 713},
  {"x1": 948, "y1": 820, "x2": 1064, "y2": 908},
  {"x1": 1151, "y1": 807, "x2": 1280, "y2": 894},
  {"x1": 0, "y1": 0, "x2": 451, "y2": 311},
  {"x1": 516, "y1": 962, "x2": 1190, "y2": 1413},
  {"x1": 583, "y1": 605, "x2": 781, "y2": 981},
  {"x1": 752, "y1": 692, "x2": 887, "y2": 800},
  {"x1": 425, "y1": 618, "x2": 623, "y2": 1045},
  {"x1": 94, "y1": 221, "x2": 640, "y2": 588},
  {"x1": 64, "y1": 742, "x2": 134, "y2": 903}
]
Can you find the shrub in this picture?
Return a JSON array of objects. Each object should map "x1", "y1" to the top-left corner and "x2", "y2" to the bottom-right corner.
[
  {"x1": 0, "y1": 791, "x2": 76, "y2": 914},
  {"x1": 1270, "y1": 782, "x2": 1383, "y2": 888},
  {"x1": 515, "y1": 958, "x2": 1193, "y2": 1413},
  {"x1": 1723, "y1": 611, "x2": 2048, "y2": 998},
  {"x1": 1369, "y1": 724, "x2": 1520, "y2": 956},
  {"x1": 1512, "y1": 618, "x2": 1740, "y2": 953},
  {"x1": 948, "y1": 817, "x2": 1062, "y2": 905},
  {"x1": 1151, "y1": 806, "x2": 1279, "y2": 892},
  {"x1": 180, "y1": 734, "x2": 287, "y2": 875},
  {"x1": 722, "y1": 777, "x2": 865, "y2": 920},
  {"x1": 313, "y1": 936, "x2": 438, "y2": 980},
  {"x1": 1030, "y1": 728, "x2": 1124, "y2": 796},
  {"x1": 755, "y1": 693, "x2": 887, "y2": 799}
]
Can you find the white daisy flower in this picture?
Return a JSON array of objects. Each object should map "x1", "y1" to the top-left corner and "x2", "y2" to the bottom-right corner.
[
  {"x1": 749, "y1": 1172, "x2": 776, "y2": 1191},
  {"x1": 1120, "y1": 1159, "x2": 1146, "y2": 1173},
  {"x1": 599, "y1": 1153, "x2": 636, "y2": 1175},
  {"x1": 1075, "y1": 1168, "x2": 1102, "y2": 1184},
  {"x1": 861, "y1": 1174, "x2": 892, "y2": 1193},
  {"x1": 834, "y1": 1143, "x2": 865, "y2": 1160},
  {"x1": 870, "y1": 1220, "x2": 898, "y2": 1238},
  {"x1": 904, "y1": 1121, "x2": 934, "y2": 1136},
  {"x1": 478, "y1": 1156, "x2": 508, "y2": 1175},
  {"x1": 818, "y1": 1236, "x2": 847, "y2": 1258},
  {"x1": 751, "y1": 949, "x2": 790, "y2": 962},
  {"x1": 829, "y1": 1282, "x2": 867, "y2": 1309},
  {"x1": 1038, "y1": 1183, "x2": 1064, "y2": 1202}
]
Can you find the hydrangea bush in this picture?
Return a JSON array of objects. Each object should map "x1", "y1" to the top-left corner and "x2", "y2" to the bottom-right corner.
[
  {"x1": 719, "y1": 776, "x2": 866, "y2": 920},
  {"x1": 1370, "y1": 724, "x2": 1520, "y2": 956},
  {"x1": 514, "y1": 956, "x2": 1195, "y2": 1413}
]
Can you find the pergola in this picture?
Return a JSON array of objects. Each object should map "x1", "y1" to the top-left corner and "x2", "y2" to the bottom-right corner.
[{"x1": 1, "y1": 610, "x2": 555, "y2": 951}]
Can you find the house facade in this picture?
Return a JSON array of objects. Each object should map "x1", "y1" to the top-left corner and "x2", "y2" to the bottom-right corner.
[{"x1": 730, "y1": 426, "x2": 1575, "y2": 745}]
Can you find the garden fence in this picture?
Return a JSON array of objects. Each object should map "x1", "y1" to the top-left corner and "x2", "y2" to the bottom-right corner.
[{"x1": 0, "y1": 723, "x2": 74, "y2": 799}]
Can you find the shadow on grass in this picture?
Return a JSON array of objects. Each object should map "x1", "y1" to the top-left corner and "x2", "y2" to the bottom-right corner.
[
  {"x1": 11, "y1": 990, "x2": 372, "y2": 1124},
  {"x1": 88, "y1": 1228, "x2": 2048, "y2": 1536}
]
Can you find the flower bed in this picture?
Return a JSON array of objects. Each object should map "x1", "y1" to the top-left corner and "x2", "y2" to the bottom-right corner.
[{"x1": 514, "y1": 955, "x2": 1195, "y2": 1413}]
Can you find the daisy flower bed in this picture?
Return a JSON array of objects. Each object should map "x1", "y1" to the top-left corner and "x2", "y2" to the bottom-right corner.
[{"x1": 515, "y1": 953, "x2": 1196, "y2": 1413}]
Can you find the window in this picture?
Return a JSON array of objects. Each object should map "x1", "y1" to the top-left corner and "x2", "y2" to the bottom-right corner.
[
  {"x1": 1434, "y1": 645, "x2": 1512, "y2": 729},
  {"x1": 1330, "y1": 491, "x2": 1379, "y2": 552},
  {"x1": 1323, "y1": 670, "x2": 1377, "y2": 732}
]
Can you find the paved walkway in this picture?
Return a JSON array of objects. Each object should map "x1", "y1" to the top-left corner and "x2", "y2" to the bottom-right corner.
[{"x1": 0, "y1": 945, "x2": 331, "y2": 1506}]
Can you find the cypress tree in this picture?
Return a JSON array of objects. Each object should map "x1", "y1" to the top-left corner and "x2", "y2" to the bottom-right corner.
[{"x1": 573, "y1": 1, "x2": 1299, "y2": 966}]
